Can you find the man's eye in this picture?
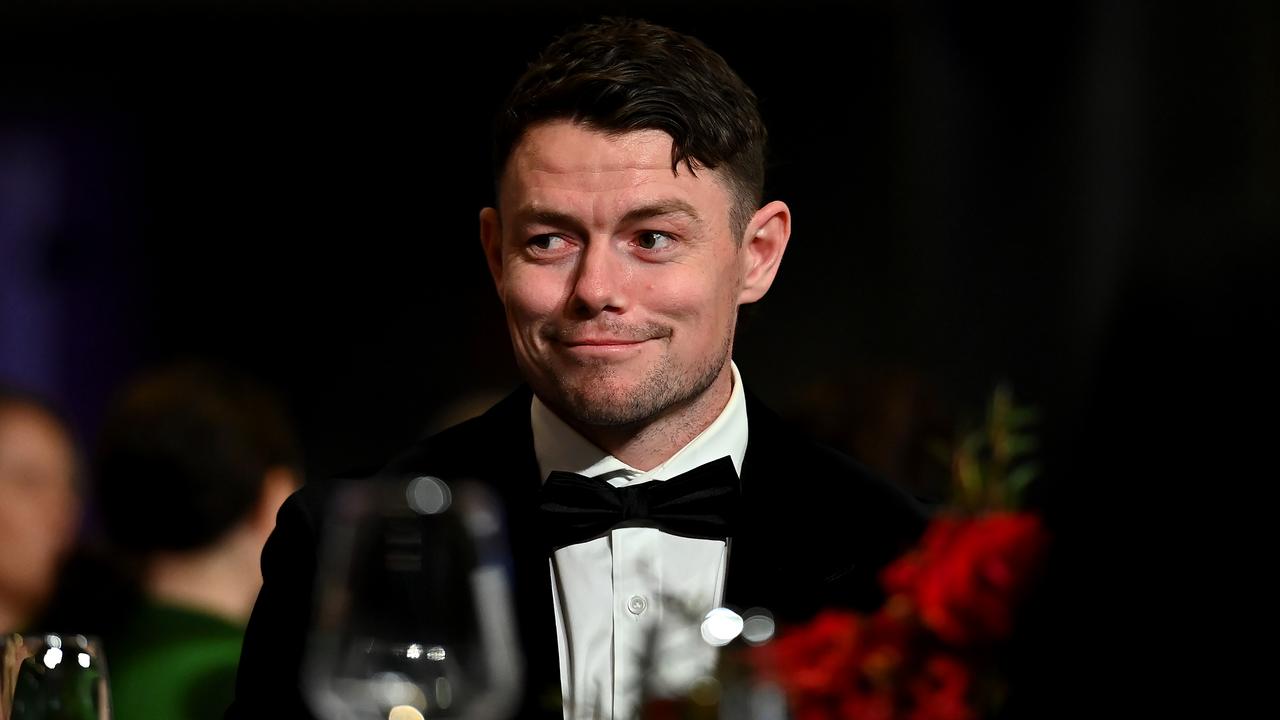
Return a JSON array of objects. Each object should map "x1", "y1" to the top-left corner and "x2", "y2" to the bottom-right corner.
[
  {"x1": 529, "y1": 234, "x2": 569, "y2": 251},
  {"x1": 636, "y1": 231, "x2": 675, "y2": 250}
]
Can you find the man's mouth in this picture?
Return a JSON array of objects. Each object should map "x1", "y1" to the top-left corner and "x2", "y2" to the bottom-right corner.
[
  {"x1": 554, "y1": 336, "x2": 657, "y2": 358},
  {"x1": 562, "y1": 337, "x2": 649, "y2": 347}
]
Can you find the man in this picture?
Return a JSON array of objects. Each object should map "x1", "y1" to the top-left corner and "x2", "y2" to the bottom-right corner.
[{"x1": 230, "y1": 17, "x2": 926, "y2": 720}]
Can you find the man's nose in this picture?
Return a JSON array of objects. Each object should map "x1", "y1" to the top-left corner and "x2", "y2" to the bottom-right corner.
[{"x1": 570, "y1": 239, "x2": 628, "y2": 315}]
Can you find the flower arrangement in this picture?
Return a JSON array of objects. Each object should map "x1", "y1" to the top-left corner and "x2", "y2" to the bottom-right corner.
[{"x1": 751, "y1": 386, "x2": 1051, "y2": 720}]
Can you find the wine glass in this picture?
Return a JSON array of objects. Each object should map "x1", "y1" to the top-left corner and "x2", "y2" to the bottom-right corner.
[
  {"x1": 1, "y1": 633, "x2": 110, "y2": 720},
  {"x1": 302, "y1": 474, "x2": 522, "y2": 720}
]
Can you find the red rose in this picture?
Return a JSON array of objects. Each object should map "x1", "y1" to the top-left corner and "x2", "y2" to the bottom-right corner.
[
  {"x1": 905, "y1": 654, "x2": 975, "y2": 720},
  {"x1": 838, "y1": 686, "x2": 897, "y2": 720},
  {"x1": 881, "y1": 512, "x2": 1049, "y2": 647},
  {"x1": 859, "y1": 607, "x2": 916, "y2": 688},
  {"x1": 757, "y1": 610, "x2": 863, "y2": 696},
  {"x1": 757, "y1": 608, "x2": 930, "y2": 719}
]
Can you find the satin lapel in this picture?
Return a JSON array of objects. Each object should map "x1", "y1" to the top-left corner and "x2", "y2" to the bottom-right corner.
[
  {"x1": 345, "y1": 385, "x2": 561, "y2": 717},
  {"x1": 723, "y1": 390, "x2": 794, "y2": 614},
  {"x1": 470, "y1": 387, "x2": 563, "y2": 717}
]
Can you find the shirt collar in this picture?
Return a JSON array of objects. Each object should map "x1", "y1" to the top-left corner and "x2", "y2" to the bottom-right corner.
[{"x1": 531, "y1": 361, "x2": 749, "y2": 486}]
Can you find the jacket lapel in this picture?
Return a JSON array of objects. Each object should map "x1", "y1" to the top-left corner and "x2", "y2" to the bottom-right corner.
[
  {"x1": 723, "y1": 390, "x2": 796, "y2": 615},
  {"x1": 724, "y1": 389, "x2": 929, "y2": 621},
  {"x1": 465, "y1": 384, "x2": 560, "y2": 712},
  {"x1": 471, "y1": 387, "x2": 564, "y2": 718},
  {"x1": 386, "y1": 385, "x2": 562, "y2": 718}
]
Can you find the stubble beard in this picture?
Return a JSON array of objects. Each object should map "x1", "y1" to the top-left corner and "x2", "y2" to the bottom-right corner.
[{"x1": 528, "y1": 325, "x2": 735, "y2": 430}]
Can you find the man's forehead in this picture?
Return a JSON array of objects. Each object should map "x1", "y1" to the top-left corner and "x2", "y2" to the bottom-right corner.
[
  {"x1": 499, "y1": 120, "x2": 732, "y2": 215},
  {"x1": 512, "y1": 121, "x2": 677, "y2": 177}
]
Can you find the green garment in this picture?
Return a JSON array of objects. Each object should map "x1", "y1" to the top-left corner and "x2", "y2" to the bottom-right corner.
[{"x1": 107, "y1": 601, "x2": 244, "y2": 720}]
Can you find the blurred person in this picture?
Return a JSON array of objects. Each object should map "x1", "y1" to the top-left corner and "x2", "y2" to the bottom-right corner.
[
  {"x1": 232, "y1": 17, "x2": 927, "y2": 720},
  {"x1": 0, "y1": 386, "x2": 80, "y2": 634},
  {"x1": 94, "y1": 363, "x2": 300, "y2": 720}
]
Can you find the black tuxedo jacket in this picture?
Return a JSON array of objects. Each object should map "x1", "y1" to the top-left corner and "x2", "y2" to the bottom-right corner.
[{"x1": 227, "y1": 385, "x2": 927, "y2": 719}]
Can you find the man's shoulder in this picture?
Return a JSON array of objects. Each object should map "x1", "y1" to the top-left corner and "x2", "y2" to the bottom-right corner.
[
  {"x1": 744, "y1": 389, "x2": 920, "y2": 499},
  {"x1": 730, "y1": 389, "x2": 929, "y2": 615},
  {"x1": 742, "y1": 388, "x2": 929, "y2": 542},
  {"x1": 379, "y1": 384, "x2": 533, "y2": 478},
  {"x1": 287, "y1": 385, "x2": 535, "y2": 520}
]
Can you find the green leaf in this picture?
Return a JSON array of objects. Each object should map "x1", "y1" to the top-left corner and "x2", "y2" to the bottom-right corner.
[
  {"x1": 1008, "y1": 407, "x2": 1041, "y2": 426},
  {"x1": 1006, "y1": 463, "x2": 1040, "y2": 507},
  {"x1": 1006, "y1": 435, "x2": 1040, "y2": 456}
]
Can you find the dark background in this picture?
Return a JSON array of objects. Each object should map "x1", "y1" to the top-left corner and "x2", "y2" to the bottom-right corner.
[{"x1": 2, "y1": 0, "x2": 1275, "y2": 715}]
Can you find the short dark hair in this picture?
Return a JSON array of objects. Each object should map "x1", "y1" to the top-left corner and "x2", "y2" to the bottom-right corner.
[
  {"x1": 492, "y1": 17, "x2": 768, "y2": 239},
  {"x1": 95, "y1": 362, "x2": 301, "y2": 554}
]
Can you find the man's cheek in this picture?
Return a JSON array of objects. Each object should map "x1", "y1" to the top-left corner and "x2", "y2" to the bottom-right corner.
[
  {"x1": 651, "y1": 285, "x2": 707, "y2": 321},
  {"x1": 510, "y1": 268, "x2": 561, "y2": 311}
]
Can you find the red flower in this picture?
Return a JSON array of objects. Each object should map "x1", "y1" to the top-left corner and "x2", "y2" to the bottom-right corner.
[
  {"x1": 882, "y1": 512, "x2": 1049, "y2": 647},
  {"x1": 755, "y1": 608, "x2": 925, "y2": 719},
  {"x1": 757, "y1": 610, "x2": 863, "y2": 696},
  {"x1": 747, "y1": 511, "x2": 1048, "y2": 719},
  {"x1": 905, "y1": 654, "x2": 975, "y2": 720},
  {"x1": 838, "y1": 687, "x2": 897, "y2": 720}
]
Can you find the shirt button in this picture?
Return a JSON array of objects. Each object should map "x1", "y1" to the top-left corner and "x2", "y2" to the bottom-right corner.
[{"x1": 627, "y1": 594, "x2": 648, "y2": 615}]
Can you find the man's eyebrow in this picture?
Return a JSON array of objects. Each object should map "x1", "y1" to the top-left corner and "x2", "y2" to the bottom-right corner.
[
  {"x1": 511, "y1": 201, "x2": 703, "y2": 232},
  {"x1": 619, "y1": 200, "x2": 703, "y2": 227},
  {"x1": 512, "y1": 207, "x2": 587, "y2": 234}
]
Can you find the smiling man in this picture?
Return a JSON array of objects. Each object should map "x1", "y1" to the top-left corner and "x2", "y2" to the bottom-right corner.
[
  {"x1": 481, "y1": 119, "x2": 787, "y2": 466},
  {"x1": 231, "y1": 17, "x2": 926, "y2": 720}
]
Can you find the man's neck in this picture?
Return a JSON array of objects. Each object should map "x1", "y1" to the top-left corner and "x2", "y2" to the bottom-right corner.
[
  {"x1": 562, "y1": 363, "x2": 735, "y2": 472},
  {"x1": 144, "y1": 533, "x2": 261, "y2": 625}
]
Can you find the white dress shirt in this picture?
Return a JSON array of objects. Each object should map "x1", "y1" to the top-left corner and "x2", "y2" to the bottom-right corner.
[{"x1": 531, "y1": 361, "x2": 749, "y2": 720}]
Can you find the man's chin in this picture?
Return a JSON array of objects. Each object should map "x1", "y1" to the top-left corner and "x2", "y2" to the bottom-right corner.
[
  {"x1": 564, "y1": 389, "x2": 644, "y2": 424},
  {"x1": 541, "y1": 375, "x2": 662, "y2": 428}
]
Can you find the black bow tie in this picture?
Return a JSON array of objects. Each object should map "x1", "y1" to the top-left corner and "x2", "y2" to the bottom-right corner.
[{"x1": 537, "y1": 456, "x2": 741, "y2": 551}]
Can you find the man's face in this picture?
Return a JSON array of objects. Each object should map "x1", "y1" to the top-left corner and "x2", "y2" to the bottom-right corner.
[{"x1": 481, "y1": 120, "x2": 770, "y2": 427}]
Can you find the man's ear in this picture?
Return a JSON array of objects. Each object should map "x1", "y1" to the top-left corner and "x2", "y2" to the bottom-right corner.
[
  {"x1": 479, "y1": 206, "x2": 504, "y2": 292},
  {"x1": 738, "y1": 200, "x2": 792, "y2": 304}
]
